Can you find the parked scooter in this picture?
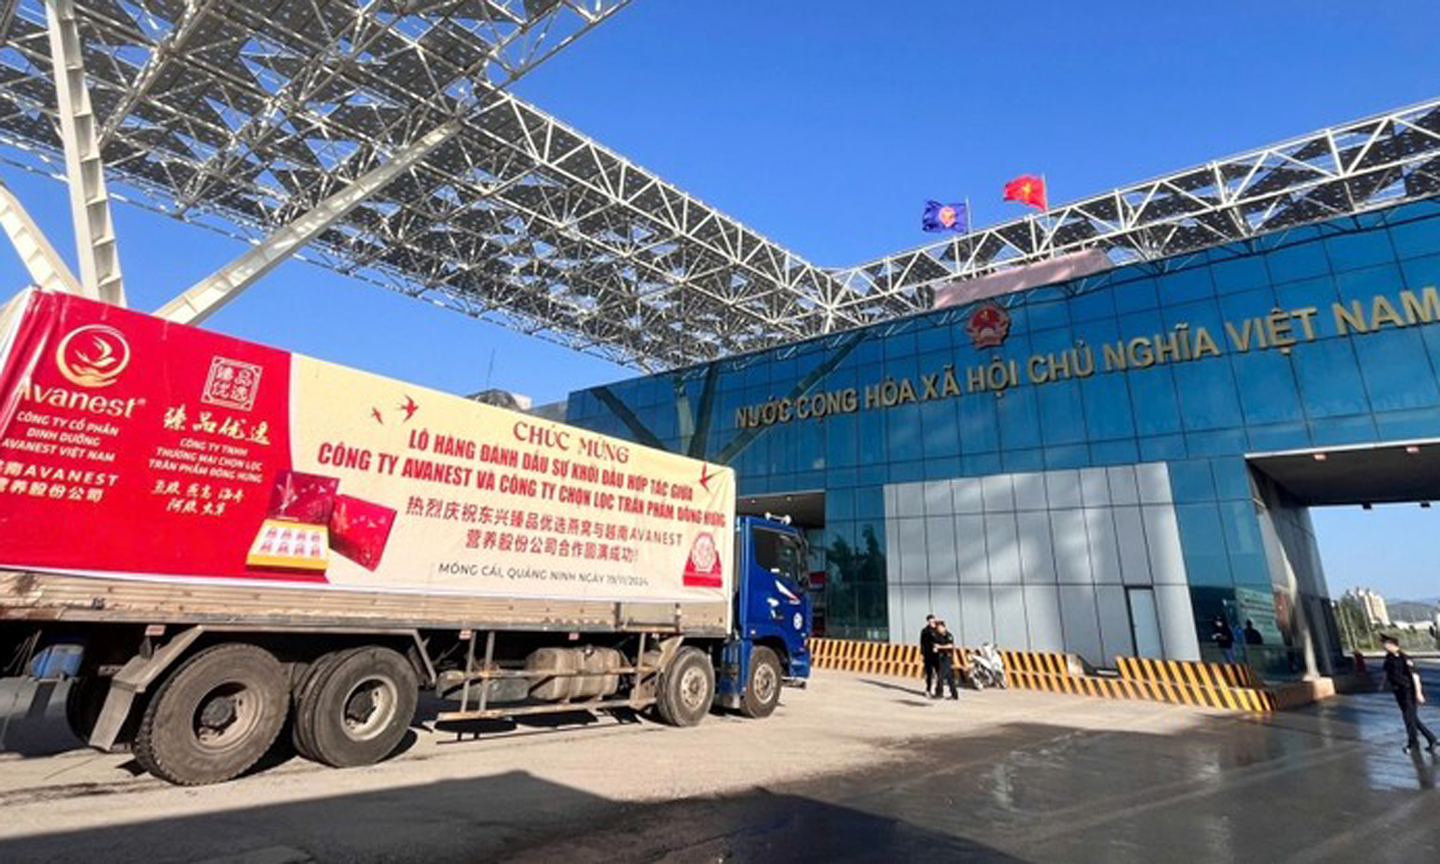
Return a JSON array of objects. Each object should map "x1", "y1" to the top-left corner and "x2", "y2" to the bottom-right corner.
[{"x1": 971, "y1": 642, "x2": 1007, "y2": 690}]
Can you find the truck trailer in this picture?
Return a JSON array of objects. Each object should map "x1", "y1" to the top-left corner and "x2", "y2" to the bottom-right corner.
[{"x1": 0, "y1": 289, "x2": 812, "y2": 785}]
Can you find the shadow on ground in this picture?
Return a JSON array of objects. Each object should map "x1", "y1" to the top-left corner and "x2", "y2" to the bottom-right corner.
[{"x1": 5, "y1": 706, "x2": 1440, "y2": 863}]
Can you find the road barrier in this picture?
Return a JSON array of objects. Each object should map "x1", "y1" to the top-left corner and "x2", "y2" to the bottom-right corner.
[{"x1": 807, "y1": 638, "x2": 1277, "y2": 712}]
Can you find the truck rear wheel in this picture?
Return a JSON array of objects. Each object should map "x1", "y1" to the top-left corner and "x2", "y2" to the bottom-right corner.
[
  {"x1": 65, "y1": 676, "x2": 107, "y2": 743},
  {"x1": 297, "y1": 646, "x2": 418, "y2": 768},
  {"x1": 740, "y1": 646, "x2": 782, "y2": 719},
  {"x1": 656, "y1": 647, "x2": 714, "y2": 728},
  {"x1": 290, "y1": 649, "x2": 351, "y2": 762},
  {"x1": 133, "y1": 643, "x2": 288, "y2": 786}
]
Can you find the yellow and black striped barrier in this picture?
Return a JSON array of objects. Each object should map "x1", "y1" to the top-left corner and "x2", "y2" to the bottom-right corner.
[
  {"x1": 1115, "y1": 655, "x2": 1276, "y2": 711},
  {"x1": 808, "y1": 638, "x2": 971, "y2": 679},
  {"x1": 807, "y1": 638, "x2": 1277, "y2": 712}
]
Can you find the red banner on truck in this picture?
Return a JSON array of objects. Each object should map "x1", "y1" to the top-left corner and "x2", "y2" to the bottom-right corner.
[{"x1": 0, "y1": 290, "x2": 735, "y2": 603}]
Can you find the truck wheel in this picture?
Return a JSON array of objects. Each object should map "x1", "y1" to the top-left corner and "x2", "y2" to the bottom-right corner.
[
  {"x1": 740, "y1": 647, "x2": 782, "y2": 719},
  {"x1": 656, "y1": 647, "x2": 714, "y2": 728},
  {"x1": 290, "y1": 649, "x2": 351, "y2": 762},
  {"x1": 133, "y1": 643, "x2": 288, "y2": 786},
  {"x1": 300, "y1": 646, "x2": 418, "y2": 768},
  {"x1": 65, "y1": 676, "x2": 107, "y2": 743}
]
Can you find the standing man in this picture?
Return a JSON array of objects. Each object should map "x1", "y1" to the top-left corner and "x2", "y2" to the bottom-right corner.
[
  {"x1": 931, "y1": 620, "x2": 960, "y2": 700},
  {"x1": 1212, "y1": 615, "x2": 1236, "y2": 664},
  {"x1": 919, "y1": 614, "x2": 938, "y2": 696},
  {"x1": 1382, "y1": 635, "x2": 1438, "y2": 755}
]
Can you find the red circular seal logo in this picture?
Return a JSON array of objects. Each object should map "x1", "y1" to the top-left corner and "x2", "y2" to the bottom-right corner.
[{"x1": 964, "y1": 303, "x2": 1011, "y2": 350}]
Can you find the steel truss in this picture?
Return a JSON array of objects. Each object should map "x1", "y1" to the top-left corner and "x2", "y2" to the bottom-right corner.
[
  {"x1": 0, "y1": 4, "x2": 1436, "y2": 371},
  {"x1": 833, "y1": 99, "x2": 1440, "y2": 322}
]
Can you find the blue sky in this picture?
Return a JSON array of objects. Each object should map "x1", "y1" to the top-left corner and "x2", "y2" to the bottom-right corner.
[{"x1": 1, "y1": 0, "x2": 1438, "y2": 595}]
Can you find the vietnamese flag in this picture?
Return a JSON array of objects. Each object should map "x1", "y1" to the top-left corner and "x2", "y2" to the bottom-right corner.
[{"x1": 1003, "y1": 175, "x2": 1047, "y2": 210}]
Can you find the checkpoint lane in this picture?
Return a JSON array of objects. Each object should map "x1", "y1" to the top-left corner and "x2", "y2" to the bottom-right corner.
[{"x1": 2, "y1": 668, "x2": 1439, "y2": 862}]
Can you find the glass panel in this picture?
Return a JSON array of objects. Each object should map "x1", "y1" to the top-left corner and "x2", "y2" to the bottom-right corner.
[{"x1": 1127, "y1": 588, "x2": 1164, "y2": 659}]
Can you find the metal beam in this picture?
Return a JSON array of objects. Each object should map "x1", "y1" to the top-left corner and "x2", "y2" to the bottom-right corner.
[
  {"x1": 156, "y1": 119, "x2": 462, "y2": 325},
  {"x1": 0, "y1": 177, "x2": 81, "y2": 295},
  {"x1": 44, "y1": 0, "x2": 124, "y2": 306}
]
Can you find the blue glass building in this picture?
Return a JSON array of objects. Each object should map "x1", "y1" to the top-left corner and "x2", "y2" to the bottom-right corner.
[{"x1": 566, "y1": 198, "x2": 1440, "y2": 680}]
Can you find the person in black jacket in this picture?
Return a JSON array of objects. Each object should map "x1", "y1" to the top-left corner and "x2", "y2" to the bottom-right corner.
[
  {"x1": 919, "y1": 615, "x2": 937, "y2": 695},
  {"x1": 931, "y1": 621, "x2": 960, "y2": 700},
  {"x1": 1382, "y1": 635, "x2": 1438, "y2": 755}
]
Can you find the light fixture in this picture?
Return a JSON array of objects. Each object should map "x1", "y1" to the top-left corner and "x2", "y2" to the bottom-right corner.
[
  {"x1": 1313, "y1": 452, "x2": 1328, "y2": 462},
  {"x1": 1407, "y1": 445, "x2": 1422, "y2": 455},
  {"x1": 1362, "y1": 502, "x2": 1373, "y2": 510},
  {"x1": 1423, "y1": 502, "x2": 1432, "y2": 509}
]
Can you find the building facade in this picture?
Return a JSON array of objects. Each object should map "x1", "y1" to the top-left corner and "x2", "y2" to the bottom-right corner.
[{"x1": 566, "y1": 197, "x2": 1440, "y2": 680}]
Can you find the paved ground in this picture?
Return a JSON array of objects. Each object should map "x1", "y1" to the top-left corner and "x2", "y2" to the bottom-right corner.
[{"x1": 2, "y1": 667, "x2": 1440, "y2": 863}]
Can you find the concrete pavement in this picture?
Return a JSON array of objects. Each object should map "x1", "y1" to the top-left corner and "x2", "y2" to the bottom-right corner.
[{"x1": 1, "y1": 669, "x2": 1438, "y2": 862}]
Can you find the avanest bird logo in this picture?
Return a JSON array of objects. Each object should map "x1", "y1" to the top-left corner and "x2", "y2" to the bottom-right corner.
[{"x1": 56, "y1": 325, "x2": 131, "y2": 388}]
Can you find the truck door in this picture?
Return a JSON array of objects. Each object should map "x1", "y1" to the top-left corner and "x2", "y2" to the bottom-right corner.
[{"x1": 740, "y1": 522, "x2": 811, "y2": 676}]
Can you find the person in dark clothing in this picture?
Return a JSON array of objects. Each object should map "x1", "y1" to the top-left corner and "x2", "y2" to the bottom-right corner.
[
  {"x1": 931, "y1": 621, "x2": 960, "y2": 700},
  {"x1": 919, "y1": 615, "x2": 937, "y2": 695},
  {"x1": 1382, "y1": 634, "x2": 1438, "y2": 754},
  {"x1": 1211, "y1": 616, "x2": 1236, "y2": 664},
  {"x1": 1243, "y1": 620, "x2": 1264, "y2": 646}
]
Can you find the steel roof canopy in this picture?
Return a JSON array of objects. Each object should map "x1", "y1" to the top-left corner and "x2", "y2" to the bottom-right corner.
[{"x1": 0, "y1": 3, "x2": 1438, "y2": 371}]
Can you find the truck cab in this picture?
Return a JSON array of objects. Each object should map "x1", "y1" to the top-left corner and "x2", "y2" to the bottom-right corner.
[{"x1": 717, "y1": 514, "x2": 813, "y2": 717}]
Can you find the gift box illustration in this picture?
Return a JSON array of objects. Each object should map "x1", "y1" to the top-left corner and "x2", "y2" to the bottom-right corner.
[
  {"x1": 246, "y1": 520, "x2": 330, "y2": 572},
  {"x1": 267, "y1": 470, "x2": 339, "y2": 524},
  {"x1": 328, "y1": 494, "x2": 397, "y2": 571}
]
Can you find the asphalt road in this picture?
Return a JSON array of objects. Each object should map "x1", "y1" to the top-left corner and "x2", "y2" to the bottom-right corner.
[{"x1": 2, "y1": 669, "x2": 1440, "y2": 863}]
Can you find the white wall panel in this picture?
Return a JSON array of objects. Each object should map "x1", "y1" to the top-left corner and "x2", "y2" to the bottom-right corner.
[
  {"x1": 1114, "y1": 506, "x2": 1152, "y2": 585},
  {"x1": 1024, "y1": 585, "x2": 1065, "y2": 652},
  {"x1": 1017, "y1": 511, "x2": 1058, "y2": 584},
  {"x1": 1059, "y1": 584, "x2": 1105, "y2": 667},
  {"x1": 991, "y1": 585, "x2": 1029, "y2": 650},
  {"x1": 959, "y1": 585, "x2": 995, "y2": 645},
  {"x1": 955, "y1": 514, "x2": 989, "y2": 584},
  {"x1": 985, "y1": 514, "x2": 1022, "y2": 584}
]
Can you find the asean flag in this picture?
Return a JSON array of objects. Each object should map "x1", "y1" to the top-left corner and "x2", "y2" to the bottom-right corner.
[{"x1": 1003, "y1": 175, "x2": 1047, "y2": 210}]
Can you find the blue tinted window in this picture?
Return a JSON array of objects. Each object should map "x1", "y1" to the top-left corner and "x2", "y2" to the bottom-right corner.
[
  {"x1": 1292, "y1": 339, "x2": 1369, "y2": 418},
  {"x1": 921, "y1": 400, "x2": 962, "y2": 458},
  {"x1": 1175, "y1": 502, "x2": 1233, "y2": 587},
  {"x1": 1230, "y1": 351, "x2": 1304, "y2": 425},
  {"x1": 1038, "y1": 382, "x2": 1086, "y2": 445},
  {"x1": 1126, "y1": 367, "x2": 1183, "y2": 435},
  {"x1": 1389, "y1": 217, "x2": 1440, "y2": 261},
  {"x1": 1070, "y1": 287, "x2": 1116, "y2": 323},
  {"x1": 1309, "y1": 413, "x2": 1378, "y2": 447},
  {"x1": 1089, "y1": 439, "x2": 1139, "y2": 465},
  {"x1": 1212, "y1": 255, "x2": 1269, "y2": 295},
  {"x1": 1325, "y1": 231, "x2": 1396, "y2": 273},
  {"x1": 958, "y1": 394, "x2": 999, "y2": 452},
  {"x1": 1265, "y1": 240, "x2": 1330, "y2": 284},
  {"x1": 1157, "y1": 267, "x2": 1215, "y2": 306},
  {"x1": 1080, "y1": 373, "x2": 1136, "y2": 440},
  {"x1": 1168, "y1": 459, "x2": 1216, "y2": 502},
  {"x1": 1335, "y1": 263, "x2": 1404, "y2": 304},
  {"x1": 1353, "y1": 329, "x2": 1440, "y2": 412},
  {"x1": 1113, "y1": 278, "x2": 1158, "y2": 313},
  {"x1": 996, "y1": 386, "x2": 1042, "y2": 449}
]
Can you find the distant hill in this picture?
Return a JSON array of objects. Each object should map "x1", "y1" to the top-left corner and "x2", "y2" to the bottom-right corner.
[{"x1": 1388, "y1": 600, "x2": 1438, "y2": 623}]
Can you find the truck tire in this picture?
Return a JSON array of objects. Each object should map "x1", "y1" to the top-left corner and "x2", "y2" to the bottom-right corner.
[
  {"x1": 298, "y1": 646, "x2": 418, "y2": 768},
  {"x1": 132, "y1": 643, "x2": 288, "y2": 786},
  {"x1": 290, "y1": 649, "x2": 352, "y2": 762},
  {"x1": 65, "y1": 676, "x2": 107, "y2": 743},
  {"x1": 740, "y1": 646, "x2": 782, "y2": 719},
  {"x1": 656, "y1": 647, "x2": 714, "y2": 728}
]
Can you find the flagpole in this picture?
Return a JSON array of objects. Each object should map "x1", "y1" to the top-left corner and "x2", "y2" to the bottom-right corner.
[{"x1": 1040, "y1": 173, "x2": 1051, "y2": 259}]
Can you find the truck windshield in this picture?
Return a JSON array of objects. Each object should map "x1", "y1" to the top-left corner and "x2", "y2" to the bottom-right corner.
[{"x1": 752, "y1": 527, "x2": 807, "y2": 590}]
